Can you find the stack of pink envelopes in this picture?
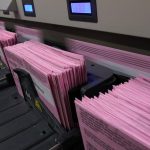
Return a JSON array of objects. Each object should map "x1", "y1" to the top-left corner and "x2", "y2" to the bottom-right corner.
[
  {"x1": 4, "y1": 40, "x2": 87, "y2": 129},
  {"x1": 0, "y1": 29, "x2": 17, "y2": 65},
  {"x1": 75, "y1": 77, "x2": 150, "y2": 150}
]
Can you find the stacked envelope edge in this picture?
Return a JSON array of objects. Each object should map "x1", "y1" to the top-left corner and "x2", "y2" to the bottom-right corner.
[
  {"x1": 75, "y1": 77, "x2": 150, "y2": 150},
  {"x1": 0, "y1": 29, "x2": 17, "y2": 65}
]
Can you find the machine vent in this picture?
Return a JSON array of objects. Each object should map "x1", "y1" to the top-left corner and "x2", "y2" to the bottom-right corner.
[{"x1": 67, "y1": 39, "x2": 150, "y2": 74}]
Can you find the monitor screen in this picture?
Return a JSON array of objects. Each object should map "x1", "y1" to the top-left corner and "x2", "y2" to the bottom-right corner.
[
  {"x1": 24, "y1": 4, "x2": 33, "y2": 12},
  {"x1": 70, "y1": 2, "x2": 92, "y2": 14}
]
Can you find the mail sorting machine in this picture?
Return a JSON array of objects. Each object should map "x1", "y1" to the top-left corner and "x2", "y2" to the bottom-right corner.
[{"x1": 0, "y1": 25, "x2": 131, "y2": 150}]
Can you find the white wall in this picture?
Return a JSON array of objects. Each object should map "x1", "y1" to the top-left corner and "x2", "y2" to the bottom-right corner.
[{"x1": 0, "y1": 0, "x2": 150, "y2": 38}]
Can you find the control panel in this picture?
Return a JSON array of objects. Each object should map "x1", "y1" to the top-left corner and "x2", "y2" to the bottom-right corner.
[
  {"x1": 67, "y1": 0, "x2": 98, "y2": 22},
  {"x1": 22, "y1": 0, "x2": 36, "y2": 17}
]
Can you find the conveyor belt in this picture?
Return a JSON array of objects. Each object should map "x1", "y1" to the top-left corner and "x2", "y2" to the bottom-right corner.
[
  {"x1": 0, "y1": 63, "x2": 120, "y2": 150},
  {"x1": 0, "y1": 86, "x2": 23, "y2": 112},
  {"x1": 0, "y1": 86, "x2": 57, "y2": 150}
]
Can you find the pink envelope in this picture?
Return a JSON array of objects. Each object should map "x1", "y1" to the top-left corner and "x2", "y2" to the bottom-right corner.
[
  {"x1": 75, "y1": 77, "x2": 150, "y2": 150},
  {"x1": 0, "y1": 29, "x2": 17, "y2": 66},
  {"x1": 5, "y1": 40, "x2": 86, "y2": 129}
]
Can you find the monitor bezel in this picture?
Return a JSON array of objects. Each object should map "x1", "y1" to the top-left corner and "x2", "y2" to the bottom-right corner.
[
  {"x1": 67, "y1": 0, "x2": 98, "y2": 22},
  {"x1": 22, "y1": 0, "x2": 36, "y2": 17}
]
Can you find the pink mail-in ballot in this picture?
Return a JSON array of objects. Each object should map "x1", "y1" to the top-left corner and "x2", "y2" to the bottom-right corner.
[
  {"x1": 0, "y1": 29, "x2": 17, "y2": 66},
  {"x1": 75, "y1": 77, "x2": 150, "y2": 150},
  {"x1": 5, "y1": 40, "x2": 87, "y2": 129}
]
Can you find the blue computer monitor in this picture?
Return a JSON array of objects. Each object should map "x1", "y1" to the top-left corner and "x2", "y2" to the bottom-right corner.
[
  {"x1": 22, "y1": 0, "x2": 36, "y2": 17},
  {"x1": 67, "y1": 0, "x2": 97, "y2": 22},
  {"x1": 71, "y1": 2, "x2": 92, "y2": 14},
  {"x1": 24, "y1": 4, "x2": 33, "y2": 12}
]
